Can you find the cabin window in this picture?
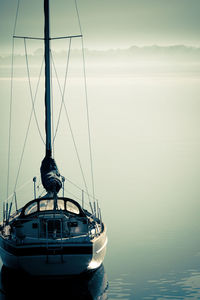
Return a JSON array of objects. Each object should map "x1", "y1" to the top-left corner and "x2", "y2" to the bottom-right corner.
[
  {"x1": 40, "y1": 199, "x2": 54, "y2": 211},
  {"x1": 68, "y1": 221, "x2": 78, "y2": 227},
  {"x1": 66, "y1": 201, "x2": 80, "y2": 215},
  {"x1": 57, "y1": 200, "x2": 65, "y2": 210},
  {"x1": 40, "y1": 199, "x2": 64, "y2": 211},
  {"x1": 24, "y1": 202, "x2": 38, "y2": 215}
]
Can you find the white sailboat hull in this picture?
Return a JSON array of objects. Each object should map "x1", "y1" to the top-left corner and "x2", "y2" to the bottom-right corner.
[
  {"x1": 0, "y1": 229, "x2": 107, "y2": 276},
  {"x1": 2, "y1": 253, "x2": 92, "y2": 276}
]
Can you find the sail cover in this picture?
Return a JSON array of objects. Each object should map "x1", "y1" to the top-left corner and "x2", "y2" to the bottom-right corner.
[{"x1": 40, "y1": 156, "x2": 62, "y2": 193}]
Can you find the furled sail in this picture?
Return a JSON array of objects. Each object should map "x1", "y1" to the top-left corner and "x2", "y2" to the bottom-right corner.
[
  {"x1": 40, "y1": 1, "x2": 62, "y2": 195},
  {"x1": 40, "y1": 156, "x2": 62, "y2": 193}
]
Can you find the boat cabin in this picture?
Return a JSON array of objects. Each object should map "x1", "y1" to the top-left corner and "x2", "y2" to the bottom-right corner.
[
  {"x1": 20, "y1": 197, "x2": 86, "y2": 218},
  {"x1": 9, "y1": 198, "x2": 89, "y2": 241}
]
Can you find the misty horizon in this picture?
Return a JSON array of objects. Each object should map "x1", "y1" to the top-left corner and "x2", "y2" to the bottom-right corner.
[{"x1": 1, "y1": 43, "x2": 200, "y2": 79}]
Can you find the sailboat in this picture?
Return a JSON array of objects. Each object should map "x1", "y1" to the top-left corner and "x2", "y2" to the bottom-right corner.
[{"x1": 0, "y1": 0, "x2": 107, "y2": 276}]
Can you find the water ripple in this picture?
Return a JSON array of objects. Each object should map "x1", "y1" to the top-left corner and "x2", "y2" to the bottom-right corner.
[{"x1": 108, "y1": 274, "x2": 132, "y2": 299}]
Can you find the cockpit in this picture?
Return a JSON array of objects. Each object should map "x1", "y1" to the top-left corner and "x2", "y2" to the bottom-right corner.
[{"x1": 20, "y1": 197, "x2": 85, "y2": 218}]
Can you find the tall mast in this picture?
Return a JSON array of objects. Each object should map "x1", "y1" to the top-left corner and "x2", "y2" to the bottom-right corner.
[
  {"x1": 44, "y1": 0, "x2": 52, "y2": 158},
  {"x1": 41, "y1": 0, "x2": 62, "y2": 196}
]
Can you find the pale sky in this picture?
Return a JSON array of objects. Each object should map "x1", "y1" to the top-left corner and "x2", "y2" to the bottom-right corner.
[{"x1": 0, "y1": 0, "x2": 200, "y2": 53}]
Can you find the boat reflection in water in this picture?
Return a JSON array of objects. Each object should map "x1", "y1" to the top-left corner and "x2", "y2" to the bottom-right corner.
[{"x1": 0, "y1": 264, "x2": 108, "y2": 300}]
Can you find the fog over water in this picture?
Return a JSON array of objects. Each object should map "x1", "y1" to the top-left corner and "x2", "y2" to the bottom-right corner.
[
  {"x1": 1, "y1": 0, "x2": 200, "y2": 298},
  {"x1": 1, "y1": 46, "x2": 200, "y2": 298}
]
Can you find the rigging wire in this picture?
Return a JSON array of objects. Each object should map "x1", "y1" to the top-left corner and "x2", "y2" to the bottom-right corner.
[
  {"x1": 24, "y1": 39, "x2": 45, "y2": 145},
  {"x1": 5, "y1": 177, "x2": 34, "y2": 203},
  {"x1": 51, "y1": 52, "x2": 93, "y2": 213},
  {"x1": 74, "y1": 0, "x2": 96, "y2": 209},
  {"x1": 6, "y1": 0, "x2": 21, "y2": 201},
  {"x1": 63, "y1": 102, "x2": 93, "y2": 209},
  {"x1": 11, "y1": 39, "x2": 44, "y2": 204},
  {"x1": 6, "y1": 0, "x2": 97, "y2": 216},
  {"x1": 66, "y1": 178, "x2": 99, "y2": 202},
  {"x1": 52, "y1": 37, "x2": 72, "y2": 143}
]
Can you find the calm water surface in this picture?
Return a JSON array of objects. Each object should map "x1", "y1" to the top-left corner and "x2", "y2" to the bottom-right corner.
[{"x1": 1, "y1": 74, "x2": 200, "y2": 299}]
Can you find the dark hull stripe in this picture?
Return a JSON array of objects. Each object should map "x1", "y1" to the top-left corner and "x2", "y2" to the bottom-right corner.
[{"x1": 1, "y1": 240, "x2": 92, "y2": 256}]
